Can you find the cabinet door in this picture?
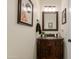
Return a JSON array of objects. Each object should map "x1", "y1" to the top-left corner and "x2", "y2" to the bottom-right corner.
[
  {"x1": 40, "y1": 40, "x2": 51, "y2": 57},
  {"x1": 37, "y1": 39, "x2": 64, "y2": 59},
  {"x1": 37, "y1": 40, "x2": 49, "y2": 59},
  {"x1": 55, "y1": 40, "x2": 63, "y2": 59},
  {"x1": 42, "y1": 40, "x2": 56, "y2": 59}
]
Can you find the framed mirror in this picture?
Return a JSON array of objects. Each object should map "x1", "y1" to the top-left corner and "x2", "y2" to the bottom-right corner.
[{"x1": 42, "y1": 12, "x2": 58, "y2": 31}]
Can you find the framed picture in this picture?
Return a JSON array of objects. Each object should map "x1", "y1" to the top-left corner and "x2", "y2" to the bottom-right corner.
[
  {"x1": 62, "y1": 8, "x2": 66, "y2": 24},
  {"x1": 17, "y1": 0, "x2": 33, "y2": 26}
]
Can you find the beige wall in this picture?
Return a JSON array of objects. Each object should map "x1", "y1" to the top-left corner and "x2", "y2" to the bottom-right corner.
[
  {"x1": 60, "y1": 0, "x2": 71, "y2": 59},
  {"x1": 7, "y1": 0, "x2": 40, "y2": 59}
]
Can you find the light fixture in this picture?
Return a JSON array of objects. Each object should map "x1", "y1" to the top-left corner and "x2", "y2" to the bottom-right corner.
[
  {"x1": 52, "y1": 6, "x2": 56, "y2": 12},
  {"x1": 49, "y1": 7, "x2": 52, "y2": 11},
  {"x1": 44, "y1": 6, "x2": 49, "y2": 12},
  {"x1": 44, "y1": 6, "x2": 56, "y2": 12}
]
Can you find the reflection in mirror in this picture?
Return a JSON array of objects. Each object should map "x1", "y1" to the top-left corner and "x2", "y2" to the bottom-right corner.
[{"x1": 42, "y1": 12, "x2": 58, "y2": 31}]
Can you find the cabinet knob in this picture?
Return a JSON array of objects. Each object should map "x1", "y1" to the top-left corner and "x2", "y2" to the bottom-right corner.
[{"x1": 68, "y1": 39, "x2": 71, "y2": 42}]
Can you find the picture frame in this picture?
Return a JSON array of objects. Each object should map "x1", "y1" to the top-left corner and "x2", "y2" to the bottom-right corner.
[
  {"x1": 17, "y1": 0, "x2": 33, "y2": 26},
  {"x1": 62, "y1": 8, "x2": 66, "y2": 24}
]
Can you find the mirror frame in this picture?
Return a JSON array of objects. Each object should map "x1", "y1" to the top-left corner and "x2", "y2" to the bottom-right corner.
[{"x1": 42, "y1": 12, "x2": 58, "y2": 31}]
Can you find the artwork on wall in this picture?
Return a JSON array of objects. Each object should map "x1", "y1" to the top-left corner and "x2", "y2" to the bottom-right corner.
[
  {"x1": 62, "y1": 8, "x2": 66, "y2": 24},
  {"x1": 17, "y1": 0, "x2": 33, "y2": 26}
]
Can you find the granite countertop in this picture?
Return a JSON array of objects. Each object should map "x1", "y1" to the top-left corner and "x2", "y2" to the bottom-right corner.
[{"x1": 37, "y1": 37, "x2": 63, "y2": 39}]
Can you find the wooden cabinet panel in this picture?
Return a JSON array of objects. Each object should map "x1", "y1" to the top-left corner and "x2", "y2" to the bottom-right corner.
[{"x1": 37, "y1": 39, "x2": 64, "y2": 59}]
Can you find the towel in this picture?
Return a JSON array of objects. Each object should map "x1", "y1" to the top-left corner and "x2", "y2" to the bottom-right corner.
[{"x1": 36, "y1": 23, "x2": 41, "y2": 34}]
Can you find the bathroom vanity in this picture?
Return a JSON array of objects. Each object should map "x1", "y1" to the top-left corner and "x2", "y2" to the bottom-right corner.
[{"x1": 37, "y1": 38, "x2": 64, "y2": 59}]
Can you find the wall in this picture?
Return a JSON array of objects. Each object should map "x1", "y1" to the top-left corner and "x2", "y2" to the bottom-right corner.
[
  {"x1": 60, "y1": 0, "x2": 71, "y2": 59},
  {"x1": 7, "y1": 0, "x2": 40, "y2": 59},
  {"x1": 39, "y1": 0, "x2": 62, "y2": 34}
]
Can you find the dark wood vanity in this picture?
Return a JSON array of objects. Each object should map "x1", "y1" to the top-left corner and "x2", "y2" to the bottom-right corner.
[{"x1": 37, "y1": 38, "x2": 64, "y2": 59}]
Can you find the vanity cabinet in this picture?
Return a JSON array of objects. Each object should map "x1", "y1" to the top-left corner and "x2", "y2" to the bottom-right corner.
[{"x1": 37, "y1": 38, "x2": 64, "y2": 59}]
